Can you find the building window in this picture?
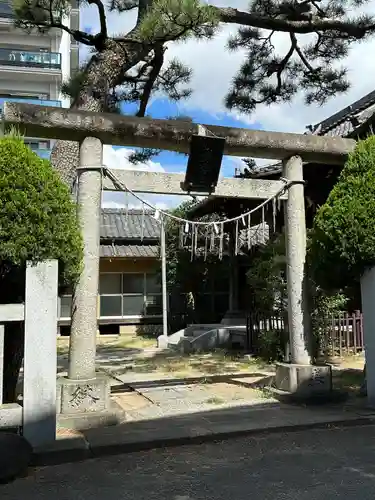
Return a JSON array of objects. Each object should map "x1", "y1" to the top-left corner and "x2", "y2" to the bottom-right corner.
[
  {"x1": 58, "y1": 272, "x2": 163, "y2": 320},
  {"x1": 59, "y1": 295, "x2": 72, "y2": 319},
  {"x1": 99, "y1": 272, "x2": 162, "y2": 318},
  {"x1": 100, "y1": 295, "x2": 122, "y2": 317}
]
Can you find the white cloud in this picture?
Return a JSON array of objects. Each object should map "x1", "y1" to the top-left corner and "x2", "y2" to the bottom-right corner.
[
  {"x1": 103, "y1": 145, "x2": 165, "y2": 172},
  {"x1": 102, "y1": 145, "x2": 193, "y2": 209}
]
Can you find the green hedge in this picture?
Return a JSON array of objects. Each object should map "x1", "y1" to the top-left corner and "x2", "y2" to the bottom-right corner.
[
  {"x1": 310, "y1": 136, "x2": 375, "y2": 288},
  {"x1": 0, "y1": 135, "x2": 83, "y2": 291}
]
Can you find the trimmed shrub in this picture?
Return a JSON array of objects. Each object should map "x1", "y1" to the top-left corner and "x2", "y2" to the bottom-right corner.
[
  {"x1": 309, "y1": 136, "x2": 375, "y2": 288},
  {"x1": 0, "y1": 135, "x2": 82, "y2": 289},
  {"x1": 0, "y1": 134, "x2": 83, "y2": 403}
]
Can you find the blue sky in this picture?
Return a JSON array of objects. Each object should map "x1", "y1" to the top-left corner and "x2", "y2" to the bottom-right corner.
[
  {"x1": 119, "y1": 98, "x2": 263, "y2": 178},
  {"x1": 102, "y1": 100, "x2": 261, "y2": 208},
  {"x1": 102, "y1": 94, "x2": 263, "y2": 208}
]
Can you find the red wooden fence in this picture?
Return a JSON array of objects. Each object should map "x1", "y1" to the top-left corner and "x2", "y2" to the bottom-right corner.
[
  {"x1": 320, "y1": 310, "x2": 364, "y2": 356},
  {"x1": 250, "y1": 310, "x2": 364, "y2": 356}
]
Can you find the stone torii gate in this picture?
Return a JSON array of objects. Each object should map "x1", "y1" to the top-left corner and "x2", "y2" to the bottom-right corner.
[{"x1": 3, "y1": 102, "x2": 356, "y2": 423}]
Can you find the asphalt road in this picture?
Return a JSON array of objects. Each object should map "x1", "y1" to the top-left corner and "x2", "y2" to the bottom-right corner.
[{"x1": 3, "y1": 425, "x2": 375, "y2": 500}]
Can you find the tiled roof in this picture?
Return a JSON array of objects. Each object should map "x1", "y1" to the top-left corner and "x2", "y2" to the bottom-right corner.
[
  {"x1": 100, "y1": 208, "x2": 160, "y2": 240},
  {"x1": 249, "y1": 89, "x2": 375, "y2": 179},
  {"x1": 307, "y1": 89, "x2": 375, "y2": 137},
  {"x1": 248, "y1": 162, "x2": 283, "y2": 178},
  {"x1": 100, "y1": 244, "x2": 159, "y2": 258}
]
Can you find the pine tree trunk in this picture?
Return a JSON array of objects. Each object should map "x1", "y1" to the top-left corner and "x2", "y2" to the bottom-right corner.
[
  {"x1": 51, "y1": 2, "x2": 153, "y2": 183},
  {"x1": 51, "y1": 40, "x2": 151, "y2": 181}
]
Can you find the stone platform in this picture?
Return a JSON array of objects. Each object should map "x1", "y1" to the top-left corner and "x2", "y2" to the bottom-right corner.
[
  {"x1": 275, "y1": 363, "x2": 333, "y2": 399},
  {"x1": 56, "y1": 374, "x2": 124, "y2": 430}
]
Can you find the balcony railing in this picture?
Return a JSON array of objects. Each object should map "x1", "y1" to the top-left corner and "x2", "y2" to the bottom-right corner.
[
  {"x1": 0, "y1": 97, "x2": 61, "y2": 112},
  {"x1": 0, "y1": 48, "x2": 61, "y2": 69},
  {"x1": 31, "y1": 148, "x2": 52, "y2": 160},
  {"x1": 0, "y1": 0, "x2": 14, "y2": 18},
  {"x1": 24, "y1": 140, "x2": 52, "y2": 160}
]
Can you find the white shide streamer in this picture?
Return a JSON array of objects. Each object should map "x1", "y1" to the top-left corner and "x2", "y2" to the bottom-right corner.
[{"x1": 103, "y1": 168, "x2": 293, "y2": 260}]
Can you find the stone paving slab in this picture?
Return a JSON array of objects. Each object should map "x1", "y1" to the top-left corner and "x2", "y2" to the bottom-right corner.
[
  {"x1": 112, "y1": 392, "x2": 151, "y2": 412},
  {"x1": 111, "y1": 379, "x2": 279, "y2": 422},
  {"x1": 57, "y1": 347, "x2": 164, "y2": 377}
]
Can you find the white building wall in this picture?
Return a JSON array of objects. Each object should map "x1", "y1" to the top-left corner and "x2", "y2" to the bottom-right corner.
[
  {"x1": 0, "y1": 79, "x2": 59, "y2": 97},
  {"x1": 58, "y1": 15, "x2": 71, "y2": 109},
  {"x1": 0, "y1": 31, "x2": 53, "y2": 50}
]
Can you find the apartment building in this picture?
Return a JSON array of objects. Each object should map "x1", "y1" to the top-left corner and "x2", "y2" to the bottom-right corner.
[{"x1": 0, "y1": 0, "x2": 79, "y2": 158}]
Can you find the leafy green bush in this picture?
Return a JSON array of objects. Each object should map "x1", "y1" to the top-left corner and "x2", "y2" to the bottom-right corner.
[
  {"x1": 246, "y1": 234, "x2": 287, "y2": 315},
  {"x1": 255, "y1": 327, "x2": 287, "y2": 363},
  {"x1": 0, "y1": 135, "x2": 83, "y2": 293},
  {"x1": 310, "y1": 136, "x2": 375, "y2": 289},
  {"x1": 0, "y1": 134, "x2": 83, "y2": 403}
]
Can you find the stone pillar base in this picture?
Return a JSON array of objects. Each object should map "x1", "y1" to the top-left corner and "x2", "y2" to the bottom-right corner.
[
  {"x1": 157, "y1": 335, "x2": 169, "y2": 349},
  {"x1": 56, "y1": 374, "x2": 124, "y2": 430},
  {"x1": 275, "y1": 362, "x2": 332, "y2": 399}
]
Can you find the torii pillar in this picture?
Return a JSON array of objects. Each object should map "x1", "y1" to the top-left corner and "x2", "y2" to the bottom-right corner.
[
  {"x1": 275, "y1": 155, "x2": 332, "y2": 398},
  {"x1": 56, "y1": 137, "x2": 116, "y2": 427},
  {"x1": 283, "y1": 156, "x2": 311, "y2": 365}
]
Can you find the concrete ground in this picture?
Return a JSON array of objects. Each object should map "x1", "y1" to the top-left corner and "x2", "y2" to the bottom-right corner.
[
  {"x1": 4, "y1": 425, "x2": 375, "y2": 499},
  {"x1": 111, "y1": 375, "x2": 277, "y2": 421}
]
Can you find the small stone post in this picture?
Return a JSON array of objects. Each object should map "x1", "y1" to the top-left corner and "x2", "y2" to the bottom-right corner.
[
  {"x1": 69, "y1": 136, "x2": 102, "y2": 380},
  {"x1": 283, "y1": 155, "x2": 311, "y2": 365},
  {"x1": 23, "y1": 260, "x2": 58, "y2": 447}
]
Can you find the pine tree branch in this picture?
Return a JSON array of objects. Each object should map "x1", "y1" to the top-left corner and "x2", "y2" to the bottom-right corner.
[
  {"x1": 15, "y1": 0, "x2": 106, "y2": 48},
  {"x1": 275, "y1": 33, "x2": 296, "y2": 92},
  {"x1": 33, "y1": 19, "x2": 97, "y2": 45},
  {"x1": 87, "y1": 0, "x2": 108, "y2": 44},
  {"x1": 215, "y1": 6, "x2": 375, "y2": 38},
  {"x1": 136, "y1": 45, "x2": 165, "y2": 117},
  {"x1": 292, "y1": 33, "x2": 315, "y2": 72},
  {"x1": 109, "y1": 0, "x2": 139, "y2": 12}
]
